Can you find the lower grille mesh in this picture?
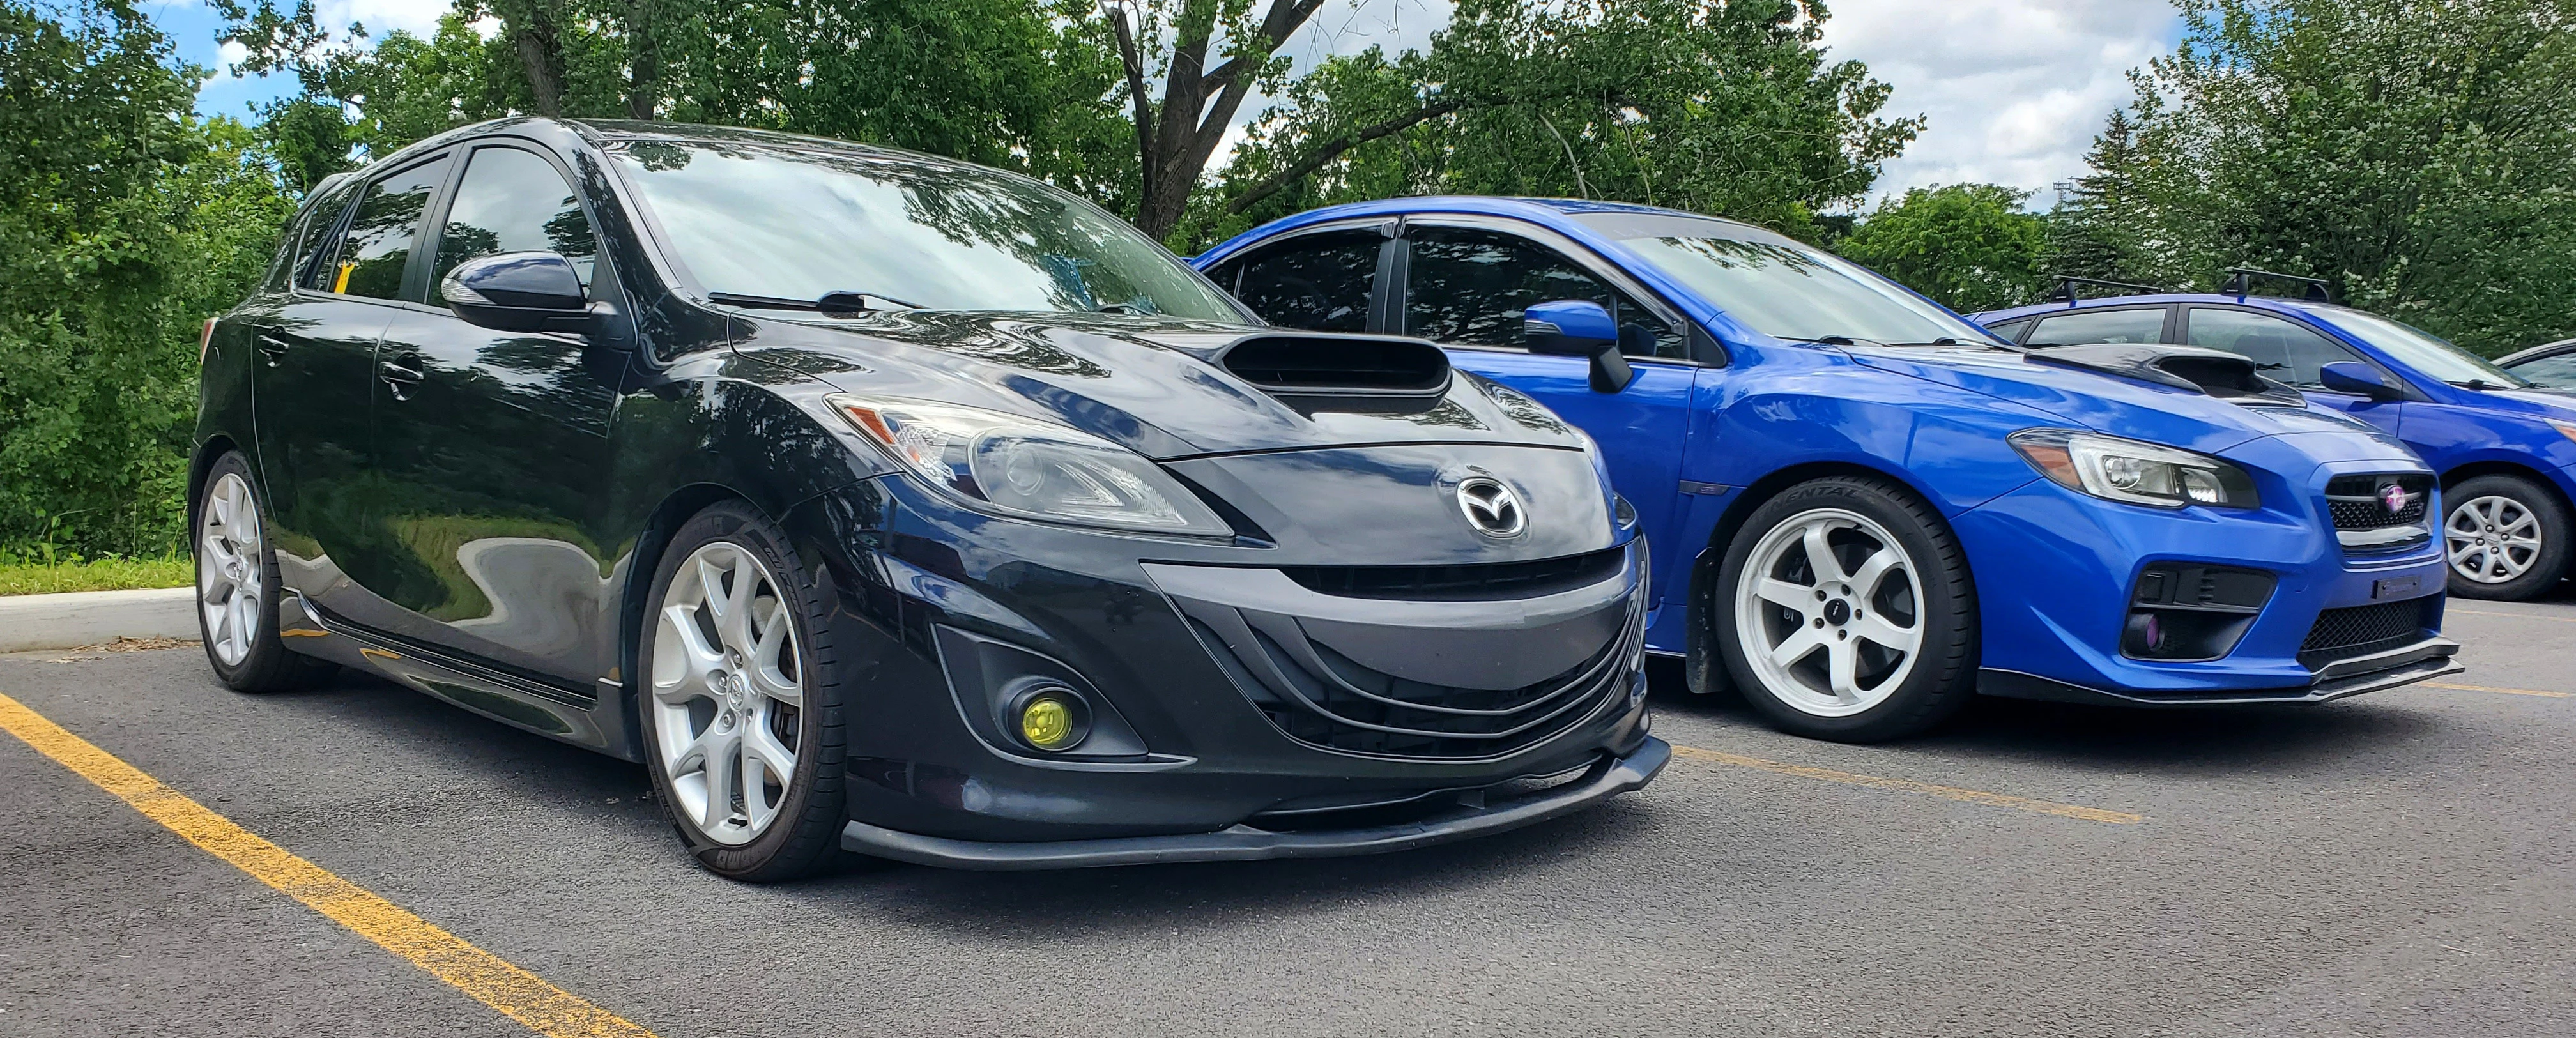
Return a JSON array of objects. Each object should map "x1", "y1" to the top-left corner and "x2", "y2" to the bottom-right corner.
[{"x1": 2297, "y1": 598, "x2": 2432, "y2": 669}]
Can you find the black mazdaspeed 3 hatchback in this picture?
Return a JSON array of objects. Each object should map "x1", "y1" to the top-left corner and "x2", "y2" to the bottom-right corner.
[{"x1": 192, "y1": 118, "x2": 1666, "y2": 881}]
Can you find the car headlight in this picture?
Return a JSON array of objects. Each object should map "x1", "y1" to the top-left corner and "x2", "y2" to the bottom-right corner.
[
  {"x1": 827, "y1": 394, "x2": 1232, "y2": 536},
  {"x1": 2007, "y1": 429, "x2": 2259, "y2": 509}
]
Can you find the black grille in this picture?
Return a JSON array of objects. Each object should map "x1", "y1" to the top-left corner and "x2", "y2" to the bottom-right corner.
[
  {"x1": 2297, "y1": 599, "x2": 2432, "y2": 669},
  {"x1": 1186, "y1": 594, "x2": 1643, "y2": 760},
  {"x1": 1280, "y1": 548, "x2": 1626, "y2": 602},
  {"x1": 2324, "y1": 473, "x2": 2432, "y2": 531}
]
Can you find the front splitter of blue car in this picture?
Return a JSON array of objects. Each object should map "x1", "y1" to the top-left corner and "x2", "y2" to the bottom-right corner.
[{"x1": 1959, "y1": 431, "x2": 2458, "y2": 706}]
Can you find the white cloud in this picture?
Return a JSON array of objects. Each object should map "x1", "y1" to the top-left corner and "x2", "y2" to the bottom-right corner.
[
  {"x1": 1818, "y1": 0, "x2": 2177, "y2": 206},
  {"x1": 319, "y1": 0, "x2": 447, "y2": 39},
  {"x1": 213, "y1": 39, "x2": 249, "y2": 77}
]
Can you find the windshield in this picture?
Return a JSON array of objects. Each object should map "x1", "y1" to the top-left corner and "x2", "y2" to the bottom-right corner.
[
  {"x1": 1576, "y1": 213, "x2": 2004, "y2": 346},
  {"x1": 610, "y1": 139, "x2": 1243, "y2": 320},
  {"x1": 2304, "y1": 306, "x2": 2527, "y2": 388}
]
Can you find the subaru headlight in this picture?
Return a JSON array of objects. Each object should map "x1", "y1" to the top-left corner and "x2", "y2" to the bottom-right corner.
[
  {"x1": 2007, "y1": 429, "x2": 2259, "y2": 509},
  {"x1": 828, "y1": 395, "x2": 1232, "y2": 536}
]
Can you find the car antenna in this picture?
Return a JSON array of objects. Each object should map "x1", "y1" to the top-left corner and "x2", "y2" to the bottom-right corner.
[
  {"x1": 2221, "y1": 266, "x2": 2334, "y2": 303},
  {"x1": 2047, "y1": 275, "x2": 2166, "y2": 305}
]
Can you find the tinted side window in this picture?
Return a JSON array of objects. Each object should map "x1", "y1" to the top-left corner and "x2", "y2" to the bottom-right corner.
[
  {"x1": 2024, "y1": 307, "x2": 2166, "y2": 346},
  {"x1": 1403, "y1": 225, "x2": 1685, "y2": 358},
  {"x1": 320, "y1": 156, "x2": 452, "y2": 301},
  {"x1": 2503, "y1": 352, "x2": 2576, "y2": 388},
  {"x1": 431, "y1": 147, "x2": 599, "y2": 306},
  {"x1": 290, "y1": 178, "x2": 367, "y2": 291},
  {"x1": 2186, "y1": 308, "x2": 2355, "y2": 388},
  {"x1": 1224, "y1": 230, "x2": 1379, "y2": 332},
  {"x1": 1982, "y1": 317, "x2": 2034, "y2": 343}
]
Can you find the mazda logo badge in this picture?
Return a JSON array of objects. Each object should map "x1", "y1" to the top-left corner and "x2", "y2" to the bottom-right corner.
[{"x1": 1454, "y1": 477, "x2": 1526, "y2": 538}]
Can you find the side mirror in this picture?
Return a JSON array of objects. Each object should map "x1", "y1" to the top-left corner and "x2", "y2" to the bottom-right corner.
[
  {"x1": 2319, "y1": 360, "x2": 2405, "y2": 401},
  {"x1": 441, "y1": 251, "x2": 601, "y2": 335},
  {"x1": 1523, "y1": 299, "x2": 1634, "y2": 393}
]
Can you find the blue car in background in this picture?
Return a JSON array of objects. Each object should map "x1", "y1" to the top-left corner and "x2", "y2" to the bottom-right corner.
[
  {"x1": 1197, "y1": 199, "x2": 2459, "y2": 740},
  {"x1": 1978, "y1": 276, "x2": 2576, "y2": 600}
]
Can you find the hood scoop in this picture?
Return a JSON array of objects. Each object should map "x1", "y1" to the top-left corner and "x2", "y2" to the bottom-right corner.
[
  {"x1": 2026, "y1": 343, "x2": 2303, "y2": 404},
  {"x1": 1216, "y1": 333, "x2": 1453, "y2": 413}
]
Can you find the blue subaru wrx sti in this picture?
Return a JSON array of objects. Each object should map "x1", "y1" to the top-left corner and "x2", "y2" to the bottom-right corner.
[
  {"x1": 1977, "y1": 273, "x2": 2576, "y2": 601},
  {"x1": 1197, "y1": 199, "x2": 2460, "y2": 740}
]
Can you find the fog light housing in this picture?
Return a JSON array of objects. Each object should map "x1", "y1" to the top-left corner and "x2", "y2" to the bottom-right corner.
[{"x1": 1012, "y1": 684, "x2": 1090, "y2": 752}]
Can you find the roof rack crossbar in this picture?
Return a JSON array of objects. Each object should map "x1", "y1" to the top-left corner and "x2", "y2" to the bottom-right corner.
[
  {"x1": 2222, "y1": 266, "x2": 2334, "y2": 303},
  {"x1": 2047, "y1": 275, "x2": 2167, "y2": 303}
]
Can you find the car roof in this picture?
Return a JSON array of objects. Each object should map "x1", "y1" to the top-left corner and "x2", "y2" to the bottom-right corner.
[
  {"x1": 1974, "y1": 293, "x2": 2328, "y2": 324},
  {"x1": 2497, "y1": 337, "x2": 2576, "y2": 366},
  {"x1": 1195, "y1": 195, "x2": 1784, "y2": 266}
]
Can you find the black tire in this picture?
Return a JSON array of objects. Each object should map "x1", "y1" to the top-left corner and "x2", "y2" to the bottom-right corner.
[
  {"x1": 635, "y1": 501, "x2": 849, "y2": 882},
  {"x1": 2442, "y1": 473, "x2": 2573, "y2": 600},
  {"x1": 1714, "y1": 476, "x2": 1979, "y2": 742},
  {"x1": 194, "y1": 452, "x2": 337, "y2": 693}
]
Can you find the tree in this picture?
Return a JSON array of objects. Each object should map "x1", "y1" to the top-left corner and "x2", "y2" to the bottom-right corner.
[
  {"x1": 1194, "y1": 0, "x2": 1918, "y2": 248},
  {"x1": 2096, "y1": 0, "x2": 2576, "y2": 355},
  {"x1": 1, "y1": 0, "x2": 295, "y2": 556},
  {"x1": 1837, "y1": 183, "x2": 2047, "y2": 314}
]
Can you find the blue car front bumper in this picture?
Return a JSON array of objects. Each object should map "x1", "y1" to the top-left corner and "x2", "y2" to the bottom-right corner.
[{"x1": 1954, "y1": 438, "x2": 2458, "y2": 706}]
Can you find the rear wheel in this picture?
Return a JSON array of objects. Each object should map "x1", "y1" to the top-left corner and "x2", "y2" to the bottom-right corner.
[
  {"x1": 636, "y1": 502, "x2": 848, "y2": 882},
  {"x1": 194, "y1": 453, "x2": 335, "y2": 692},
  {"x1": 1716, "y1": 477, "x2": 1978, "y2": 742},
  {"x1": 2443, "y1": 474, "x2": 2572, "y2": 600}
]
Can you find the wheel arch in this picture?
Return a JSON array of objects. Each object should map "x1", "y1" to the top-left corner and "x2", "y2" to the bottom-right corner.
[
  {"x1": 1683, "y1": 459, "x2": 1959, "y2": 696},
  {"x1": 185, "y1": 434, "x2": 247, "y2": 550},
  {"x1": 608, "y1": 482, "x2": 772, "y2": 761}
]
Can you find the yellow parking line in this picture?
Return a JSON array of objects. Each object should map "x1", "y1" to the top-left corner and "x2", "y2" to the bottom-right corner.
[
  {"x1": 2426, "y1": 682, "x2": 2571, "y2": 699},
  {"x1": 0, "y1": 691, "x2": 656, "y2": 1038},
  {"x1": 1669, "y1": 744, "x2": 2144, "y2": 825}
]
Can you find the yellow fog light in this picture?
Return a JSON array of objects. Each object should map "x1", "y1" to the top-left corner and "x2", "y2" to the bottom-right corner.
[{"x1": 1015, "y1": 689, "x2": 1087, "y2": 751}]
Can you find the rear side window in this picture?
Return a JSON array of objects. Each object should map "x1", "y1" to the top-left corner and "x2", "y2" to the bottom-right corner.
[
  {"x1": 316, "y1": 155, "x2": 452, "y2": 301},
  {"x1": 2185, "y1": 308, "x2": 2356, "y2": 388},
  {"x1": 2024, "y1": 307, "x2": 2166, "y2": 346},
  {"x1": 288, "y1": 178, "x2": 366, "y2": 291},
  {"x1": 1220, "y1": 229, "x2": 1380, "y2": 333},
  {"x1": 1402, "y1": 225, "x2": 1686, "y2": 359},
  {"x1": 431, "y1": 146, "x2": 599, "y2": 305}
]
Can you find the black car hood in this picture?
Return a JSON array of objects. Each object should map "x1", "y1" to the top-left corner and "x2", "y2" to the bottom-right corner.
[{"x1": 732, "y1": 310, "x2": 1591, "y2": 459}]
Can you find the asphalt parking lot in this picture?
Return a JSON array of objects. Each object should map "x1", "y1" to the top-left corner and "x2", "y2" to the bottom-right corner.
[{"x1": 4, "y1": 593, "x2": 2571, "y2": 1038}]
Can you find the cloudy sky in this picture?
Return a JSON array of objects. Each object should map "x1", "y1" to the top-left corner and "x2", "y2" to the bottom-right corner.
[{"x1": 153, "y1": 0, "x2": 2183, "y2": 211}]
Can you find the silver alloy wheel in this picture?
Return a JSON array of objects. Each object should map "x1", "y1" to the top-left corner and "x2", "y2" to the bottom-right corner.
[
  {"x1": 1733, "y1": 508, "x2": 1926, "y2": 717},
  {"x1": 651, "y1": 541, "x2": 804, "y2": 846},
  {"x1": 2445, "y1": 494, "x2": 2543, "y2": 584},
  {"x1": 197, "y1": 473, "x2": 264, "y2": 666}
]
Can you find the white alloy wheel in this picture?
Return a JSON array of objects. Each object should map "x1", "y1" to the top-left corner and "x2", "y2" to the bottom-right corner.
[
  {"x1": 1733, "y1": 508, "x2": 1927, "y2": 717},
  {"x1": 2446, "y1": 494, "x2": 2543, "y2": 584},
  {"x1": 197, "y1": 472, "x2": 264, "y2": 666},
  {"x1": 650, "y1": 541, "x2": 805, "y2": 846}
]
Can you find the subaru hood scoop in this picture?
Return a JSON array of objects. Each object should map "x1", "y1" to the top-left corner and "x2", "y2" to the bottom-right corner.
[
  {"x1": 2025, "y1": 343, "x2": 2304, "y2": 404},
  {"x1": 732, "y1": 310, "x2": 1583, "y2": 460}
]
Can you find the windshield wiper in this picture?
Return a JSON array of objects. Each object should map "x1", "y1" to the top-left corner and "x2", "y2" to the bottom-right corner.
[
  {"x1": 708, "y1": 289, "x2": 922, "y2": 314},
  {"x1": 2448, "y1": 378, "x2": 2518, "y2": 391},
  {"x1": 1094, "y1": 302, "x2": 1153, "y2": 315},
  {"x1": 1780, "y1": 334, "x2": 1894, "y2": 349}
]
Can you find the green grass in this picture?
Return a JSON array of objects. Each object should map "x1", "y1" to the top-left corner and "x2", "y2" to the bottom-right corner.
[{"x1": 0, "y1": 556, "x2": 195, "y2": 596}]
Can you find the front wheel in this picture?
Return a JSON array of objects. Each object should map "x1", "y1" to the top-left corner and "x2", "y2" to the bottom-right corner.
[
  {"x1": 2442, "y1": 474, "x2": 2572, "y2": 600},
  {"x1": 1715, "y1": 477, "x2": 1979, "y2": 742},
  {"x1": 636, "y1": 501, "x2": 849, "y2": 882}
]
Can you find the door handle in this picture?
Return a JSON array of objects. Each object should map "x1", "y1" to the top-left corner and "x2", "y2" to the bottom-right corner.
[
  {"x1": 256, "y1": 334, "x2": 291, "y2": 367},
  {"x1": 379, "y1": 350, "x2": 425, "y2": 400}
]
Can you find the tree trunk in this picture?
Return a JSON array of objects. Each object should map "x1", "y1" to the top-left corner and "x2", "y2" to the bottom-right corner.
[
  {"x1": 625, "y1": 0, "x2": 660, "y2": 120},
  {"x1": 1109, "y1": 0, "x2": 1330, "y2": 242},
  {"x1": 494, "y1": 0, "x2": 569, "y2": 119}
]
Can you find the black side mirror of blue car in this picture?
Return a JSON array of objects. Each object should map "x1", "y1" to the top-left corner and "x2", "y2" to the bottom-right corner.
[
  {"x1": 441, "y1": 251, "x2": 617, "y2": 340},
  {"x1": 1523, "y1": 299, "x2": 1634, "y2": 393},
  {"x1": 2319, "y1": 360, "x2": 2405, "y2": 401}
]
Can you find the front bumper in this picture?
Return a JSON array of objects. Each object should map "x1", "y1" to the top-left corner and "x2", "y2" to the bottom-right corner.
[
  {"x1": 841, "y1": 737, "x2": 1669, "y2": 869},
  {"x1": 1980, "y1": 635, "x2": 2462, "y2": 707},
  {"x1": 781, "y1": 466, "x2": 1655, "y2": 857}
]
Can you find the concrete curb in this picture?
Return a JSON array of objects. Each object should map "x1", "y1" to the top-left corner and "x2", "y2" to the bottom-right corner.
[{"x1": 0, "y1": 587, "x2": 198, "y2": 652}]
